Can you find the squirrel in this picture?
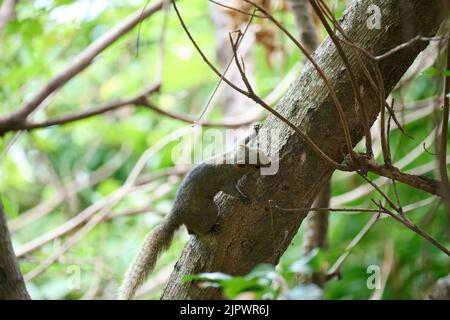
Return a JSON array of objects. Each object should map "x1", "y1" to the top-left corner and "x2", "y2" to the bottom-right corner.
[{"x1": 118, "y1": 128, "x2": 269, "y2": 300}]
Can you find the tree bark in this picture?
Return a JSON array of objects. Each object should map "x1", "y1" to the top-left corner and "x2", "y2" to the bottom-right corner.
[
  {"x1": 0, "y1": 199, "x2": 30, "y2": 300},
  {"x1": 162, "y1": 0, "x2": 449, "y2": 299}
]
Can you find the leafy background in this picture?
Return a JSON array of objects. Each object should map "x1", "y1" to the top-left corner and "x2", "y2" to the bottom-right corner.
[{"x1": 0, "y1": 0, "x2": 449, "y2": 299}]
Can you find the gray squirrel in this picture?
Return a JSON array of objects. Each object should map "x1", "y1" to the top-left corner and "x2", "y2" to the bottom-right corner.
[{"x1": 118, "y1": 127, "x2": 269, "y2": 300}]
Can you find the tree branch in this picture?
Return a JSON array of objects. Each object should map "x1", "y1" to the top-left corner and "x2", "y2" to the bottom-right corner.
[{"x1": 0, "y1": 0, "x2": 164, "y2": 130}]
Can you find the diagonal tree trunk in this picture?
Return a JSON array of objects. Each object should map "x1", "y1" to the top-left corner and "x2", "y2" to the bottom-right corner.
[{"x1": 162, "y1": 0, "x2": 449, "y2": 299}]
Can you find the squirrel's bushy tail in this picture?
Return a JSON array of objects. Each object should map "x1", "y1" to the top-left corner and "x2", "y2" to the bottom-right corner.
[{"x1": 118, "y1": 216, "x2": 180, "y2": 300}]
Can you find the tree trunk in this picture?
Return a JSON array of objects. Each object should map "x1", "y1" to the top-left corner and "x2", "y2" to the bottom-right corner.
[
  {"x1": 162, "y1": 0, "x2": 449, "y2": 299},
  {"x1": 0, "y1": 200, "x2": 30, "y2": 300}
]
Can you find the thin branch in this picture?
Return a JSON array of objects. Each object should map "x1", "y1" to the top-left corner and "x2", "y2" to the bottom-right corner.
[
  {"x1": 327, "y1": 213, "x2": 380, "y2": 279},
  {"x1": 379, "y1": 95, "x2": 391, "y2": 164},
  {"x1": 363, "y1": 159, "x2": 443, "y2": 197},
  {"x1": 242, "y1": 0, "x2": 356, "y2": 162},
  {"x1": 23, "y1": 132, "x2": 185, "y2": 280},
  {"x1": 16, "y1": 172, "x2": 179, "y2": 259},
  {"x1": 13, "y1": 84, "x2": 160, "y2": 132},
  {"x1": 0, "y1": 83, "x2": 267, "y2": 133},
  {"x1": 375, "y1": 202, "x2": 450, "y2": 256},
  {"x1": 8, "y1": 145, "x2": 131, "y2": 232},
  {"x1": 192, "y1": 8, "x2": 257, "y2": 124},
  {"x1": 310, "y1": 0, "x2": 373, "y2": 157},
  {"x1": 0, "y1": 0, "x2": 164, "y2": 128},
  {"x1": 275, "y1": 204, "x2": 382, "y2": 214},
  {"x1": 317, "y1": 0, "x2": 411, "y2": 138},
  {"x1": 375, "y1": 35, "x2": 449, "y2": 61},
  {"x1": 276, "y1": 197, "x2": 436, "y2": 216},
  {"x1": 173, "y1": 0, "x2": 350, "y2": 171}
]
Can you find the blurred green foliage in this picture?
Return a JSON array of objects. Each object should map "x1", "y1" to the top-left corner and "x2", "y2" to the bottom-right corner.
[{"x1": 0, "y1": 0, "x2": 448, "y2": 300}]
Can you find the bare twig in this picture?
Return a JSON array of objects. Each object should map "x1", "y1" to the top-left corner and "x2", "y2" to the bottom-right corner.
[
  {"x1": 23, "y1": 131, "x2": 186, "y2": 280},
  {"x1": 0, "y1": 0, "x2": 164, "y2": 130},
  {"x1": 374, "y1": 201, "x2": 450, "y2": 256},
  {"x1": 317, "y1": 0, "x2": 411, "y2": 138},
  {"x1": 242, "y1": 0, "x2": 356, "y2": 162},
  {"x1": 375, "y1": 35, "x2": 449, "y2": 61},
  {"x1": 173, "y1": 0, "x2": 350, "y2": 171},
  {"x1": 2, "y1": 84, "x2": 161, "y2": 133},
  {"x1": 362, "y1": 159, "x2": 443, "y2": 197},
  {"x1": 208, "y1": 0, "x2": 267, "y2": 19},
  {"x1": 327, "y1": 213, "x2": 380, "y2": 279},
  {"x1": 0, "y1": 83, "x2": 271, "y2": 132},
  {"x1": 155, "y1": 0, "x2": 171, "y2": 84},
  {"x1": 9, "y1": 145, "x2": 131, "y2": 232},
  {"x1": 310, "y1": 0, "x2": 373, "y2": 157}
]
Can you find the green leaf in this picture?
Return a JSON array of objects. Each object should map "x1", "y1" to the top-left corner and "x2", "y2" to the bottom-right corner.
[{"x1": 422, "y1": 67, "x2": 450, "y2": 76}]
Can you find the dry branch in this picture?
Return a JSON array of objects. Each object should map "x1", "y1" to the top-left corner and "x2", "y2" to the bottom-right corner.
[{"x1": 0, "y1": 0, "x2": 164, "y2": 134}]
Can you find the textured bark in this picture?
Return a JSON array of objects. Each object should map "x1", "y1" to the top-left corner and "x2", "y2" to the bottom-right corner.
[
  {"x1": 162, "y1": 0, "x2": 449, "y2": 299},
  {"x1": 286, "y1": 0, "x2": 331, "y2": 259},
  {"x1": 0, "y1": 200, "x2": 30, "y2": 300}
]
